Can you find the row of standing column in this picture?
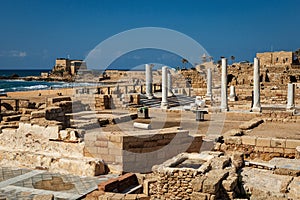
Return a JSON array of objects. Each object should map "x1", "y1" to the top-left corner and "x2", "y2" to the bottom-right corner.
[
  {"x1": 216, "y1": 57, "x2": 296, "y2": 112},
  {"x1": 145, "y1": 64, "x2": 171, "y2": 109},
  {"x1": 219, "y1": 57, "x2": 262, "y2": 112}
]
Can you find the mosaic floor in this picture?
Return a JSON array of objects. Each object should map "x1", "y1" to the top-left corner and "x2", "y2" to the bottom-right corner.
[{"x1": 0, "y1": 167, "x2": 118, "y2": 200}]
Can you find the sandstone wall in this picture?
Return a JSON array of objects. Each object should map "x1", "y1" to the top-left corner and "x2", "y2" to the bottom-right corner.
[
  {"x1": 220, "y1": 135, "x2": 300, "y2": 160},
  {"x1": 0, "y1": 123, "x2": 106, "y2": 176},
  {"x1": 84, "y1": 127, "x2": 202, "y2": 173},
  {"x1": 257, "y1": 51, "x2": 293, "y2": 66}
]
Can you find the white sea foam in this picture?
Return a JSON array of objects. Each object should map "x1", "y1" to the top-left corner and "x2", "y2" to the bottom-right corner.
[{"x1": 23, "y1": 85, "x2": 49, "y2": 90}]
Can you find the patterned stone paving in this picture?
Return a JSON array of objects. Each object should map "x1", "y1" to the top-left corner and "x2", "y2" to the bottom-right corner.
[{"x1": 0, "y1": 167, "x2": 118, "y2": 200}]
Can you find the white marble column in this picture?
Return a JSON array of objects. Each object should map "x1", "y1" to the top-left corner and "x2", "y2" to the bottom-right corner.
[
  {"x1": 206, "y1": 68, "x2": 212, "y2": 100},
  {"x1": 287, "y1": 83, "x2": 295, "y2": 110},
  {"x1": 167, "y1": 70, "x2": 173, "y2": 96},
  {"x1": 161, "y1": 66, "x2": 169, "y2": 109},
  {"x1": 229, "y1": 85, "x2": 236, "y2": 101},
  {"x1": 145, "y1": 64, "x2": 153, "y2": 99},
  {"x1": 221, "y1": 58, "x2": 228, "y2": 111},
  {"x1": 252, "y1": 57, "x2": 261, "y2": 112}
]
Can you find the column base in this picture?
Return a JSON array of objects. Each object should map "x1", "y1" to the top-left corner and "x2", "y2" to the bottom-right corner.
[
  {"x1": 229, "y1": 96, "x2": 236, "y2": 102},
  {"x1": 286, "y1": 105, "x2": 295, "y2": 110},
  {"x1": 251, "y1": 106, "x2": 261, "y2": 113},
  {"x1": 168, "y1": 91, "x2": 174, "y2": 97},
  {"x1": 220, "y1": 107, "x2": 229, "y2": 112},
  {"x1": 161, "y1": 102, "x2": 169, "y2": 109},
  {"x1": 147, "y1": 95, "x2": 154, "y2": 100}
]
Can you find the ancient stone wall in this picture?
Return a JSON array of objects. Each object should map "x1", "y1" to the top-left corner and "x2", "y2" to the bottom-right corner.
[
  {"x1": 84, "y1": 127, "x2": 202, "y2": 173},
  {"x1": 257, "y1": 51, "x2": 294, "y2": 66},
  {"x1": 148, "y1": 152, "x2": 243, "y2": 200},
  {"x1": 0, "y1": 123, "x2": 106, "y2": 176},
  {"x1": 220, "y1": 135, "x2": 300, "y2": 160}
]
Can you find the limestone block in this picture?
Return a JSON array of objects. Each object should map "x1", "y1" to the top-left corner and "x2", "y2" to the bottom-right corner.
[
  {"x1": 286, "y1": 139, "x2": 300, "y2": 149},
  {"x1": 17, "y1": 122, "x2": 32, "y2": 133},
  {"x1": 49, "y1": 157, "x2": 106, "y2": 176},
  {"x1": 202, "y1": 169, "x2": 229, "y2": 194},
  {"x1": 284, "y1": 148, "x2": 295, "y2": 154},
  {"x1": 210, "y1": 156, "x2": 231, "y2": 169},
  {"x1": 231, "y1": 152, "x2": 244, "y2": 169},
  {"x1": 222, "y1": 175, "x2": 238, "y2": 191},
  {"x1": 190, "y1": 192, "x2": 210, "y2": 200},
  {"x1": 239, "y1": 118, "x2": 264, "y2": 130},
  {"x1": 59, "y1": 130, "x2": 69, "y2": 140},
  {"x1": 241, "y1": 136, "x2": 256, "y2": 146},
  {"x1": 271, "y1": 138, "x2": 286, "y2": 148},
  {"x1": 263, "y1": 147, "x2": 274, "y2": 153},
  {"x1": 256, "y1": 137, "x2": 271, "y2": 147},
  {"x1": 46, "y1": 125, "x2": 61, "y2": 140},
  {"x1": 191, "y1": 176, "x2": 206, "y2": 192},
  {"x1": 31, "y1": 124, "x2": 46, "y2": 135},
  {"x1": 224, "y1": 137, "x2": 242, "y2": 145},
  {"x1": 31, "y1": 110, "x2": 45, "y2": 118},
  {"x1": 32, "y1": 194, "x2": 54, "y2": 200},
  {"x1": 1, "y1": 128, "x2": 17, "y2": 134}
]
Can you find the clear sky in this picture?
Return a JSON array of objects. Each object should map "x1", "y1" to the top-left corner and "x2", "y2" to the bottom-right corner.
[{"x1": 0, "y1": 0, "x2": 299, "y2": 69}]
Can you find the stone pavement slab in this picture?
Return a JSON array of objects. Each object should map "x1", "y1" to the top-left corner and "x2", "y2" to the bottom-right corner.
[
  {"x1": 0, "y1": 167, "x2": 118, "y2": 200},
  {"x1": 269, "y1": 157, "x2": 300, "y2": 170}
]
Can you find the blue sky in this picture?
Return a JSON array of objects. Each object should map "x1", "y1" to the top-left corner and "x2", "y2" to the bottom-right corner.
[{"x1": 0, "y1": 0, "x2": 299, "y2": 69}]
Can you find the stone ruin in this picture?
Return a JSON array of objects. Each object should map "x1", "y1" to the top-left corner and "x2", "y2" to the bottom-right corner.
[
  {"x1": 0, "y1": 52, "x2": 300, "y2": 199},
  {"x1": 148, "y1": 151, "x2": 244, "y2": 200}
]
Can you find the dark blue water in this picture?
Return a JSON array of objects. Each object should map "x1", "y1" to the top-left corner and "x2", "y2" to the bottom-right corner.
[
  {"x1": 0, "y1": 69, "x2": 99, "y2": 93},
  {"x1": 0, "y1": 69, "x2": 51, "y2": 77}
]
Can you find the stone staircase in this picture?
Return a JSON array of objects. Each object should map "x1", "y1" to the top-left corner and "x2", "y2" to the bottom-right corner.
[{"x1": 140, "y1": 95, "x2": 196, "y2": 108}]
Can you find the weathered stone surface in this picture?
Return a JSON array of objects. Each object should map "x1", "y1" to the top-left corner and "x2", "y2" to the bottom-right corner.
[
  {"x1": 286, "y1": 139, "x2": 300, "y2": 149},
  {"x1": 202, "y1": 169, "x2": 229, "y2": 194},
  {"x1": 269, "y1": 157, "x2": 300, "y2": 176},
  {"x1": 231, "y1": 152, "x2": 244, "y2": 169},
  {"x1": 241, "y1": 168, "x2": 293, "y2": 198},
  {"x1": 210, "y1": 156, "x2": 231, "y2": 169},
  {"x1": 222, "y1": 174, "x2": 238, "y2": 191},
  {"x1": 239, "y1": 118, "x2": 264, "y2": 130},
  {"x1": 31, "y1": 110, "x2": 45, "y2": 118},
  {"x1": 0, "y1": 149, "x2": 105, "y2": 176},
  {"x1": 223, "y1": 129, "x2": 244, "y2": 137},
  {"x1": 241, "y1": 136, "x2": 257, "y2": 146},
  {"x1": 191, "y1": 176, "x2": 207, "y2": 192},
  {"x1": 46, "y1": 125, "x2": 61, "y2": 140},
  {"x1": 224, "y1": 137, "x2": 242, "y2": 145},
  {"x1": 190, "y1": 192, "x2": 210, "y2": 200},
  {"x1": 271, "y1": 138, "x2": 286, "y2": 148},
  {"x1": 288, "y1": 177, "x2": 300, "y2": 199},
  {"x1": 32, "y1": 194, "x2": 54, "y2": 200},
  {"x1": 256, "y1": 137, "x2": 271, "y2": 147}
]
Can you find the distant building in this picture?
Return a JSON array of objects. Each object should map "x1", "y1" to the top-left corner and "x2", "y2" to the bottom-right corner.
[
  {"x1": 70, "y1": 60, "x2": 87, "y2": 75},
  {"x1": 40, "y1": 72, "x2": 49, "y2": 78},
  {"x1": 256, "y1": 51, "x2": 294, "y2": 67},
  {"x1": 52, "y1": 58, "x2": 87, "y2": 76}
]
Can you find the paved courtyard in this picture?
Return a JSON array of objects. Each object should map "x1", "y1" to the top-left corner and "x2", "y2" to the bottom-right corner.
[{"x1": 0, "y1": 167, "x2": 118, "y2": 200}]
